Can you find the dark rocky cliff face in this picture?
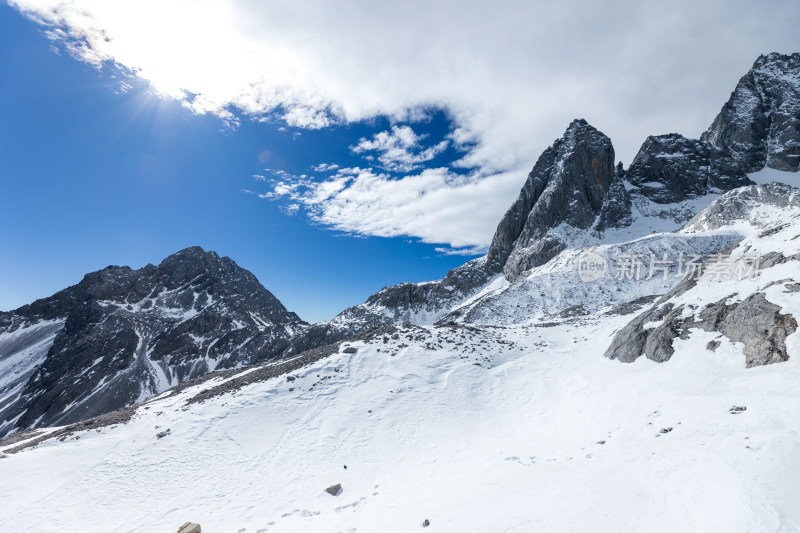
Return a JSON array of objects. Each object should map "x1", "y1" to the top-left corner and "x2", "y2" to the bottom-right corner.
[
  {"x1": 626, "y1": 134, "x2": 753, "y2": 204},
  {"x1": 0, "y1": 247, "x2": 304, "y2": 437},
  {"x1": 325, "y1": 119, "x2": 619, "y2": 328},
  {"x1": 702, "y1": 53, "x2": 800, "y2": 173},
  {"x1": 487, "y1": 119, "x2": 615, "y2": 278}
]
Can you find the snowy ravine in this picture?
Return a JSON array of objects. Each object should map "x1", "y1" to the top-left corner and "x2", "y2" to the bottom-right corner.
[{"x1": 2, "y1": 183, "x2": 800, "y2": 532}]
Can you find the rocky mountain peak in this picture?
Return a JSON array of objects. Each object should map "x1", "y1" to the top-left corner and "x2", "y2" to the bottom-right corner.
[
  {"x1": 753, "y1": 52, "x2": 800, "y2": 71},
  {"x1": 0, "y1": 246, "x2": 304, "y2": 437},
  {"x1": 486, "y1": 119, "x2": 615, "y2": 277},
  {"x1": 702, "y1": 52, "x2": 800, "y2": 173}
]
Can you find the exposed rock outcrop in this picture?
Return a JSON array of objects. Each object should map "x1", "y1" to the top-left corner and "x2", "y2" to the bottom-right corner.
[
  {"x1": 605, "y1": 182, "x2": 800, "y2": 367},
  {"x1": 604, "y1": 291, "x2": 797, "y2": 367},
  {"x1": 626, "y1": 134, "x2": 752, "y2": 204},
  {"x1": 702, "y1": 53, "x2": 800, "y2": 173},
  {"x1": 596, "y1": 169, "x2": 633, "y2": 231}
]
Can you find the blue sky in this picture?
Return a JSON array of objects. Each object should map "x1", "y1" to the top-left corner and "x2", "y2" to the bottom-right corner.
[
  {"x1": 2, "y1": 1, "x2": 798, "y2": 322},
  {"x1": 0, "y1": 5, "x2": 477, "y2": 321}
]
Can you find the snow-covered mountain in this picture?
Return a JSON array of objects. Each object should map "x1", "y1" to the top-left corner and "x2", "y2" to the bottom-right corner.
[
  {"x1": 1, "y1": 52, "x2": 800, "y2": 532},
  {"x1": 0, "y1": 247, "x2": 307, "y2": 437},
  {"x1": 2, "y1": 180, "x2": 800, "y2": 531},
  {"x1": 325, "y1": 53, "x2": 798, "y2": 332},
  {"x1": 4, "y1": 53, "x2": 799, "y2": 441}
]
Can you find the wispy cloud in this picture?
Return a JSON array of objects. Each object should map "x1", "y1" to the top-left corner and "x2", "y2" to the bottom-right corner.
[
  {"x1": 311, "y1": 163, "x2": 340, "y2": 172},
  {"x1": 263, "y1": 166, "x2": 521, "y2": 251},
  {"x1": 350, "y1": 125, "x2": 449, "y2": 172}
]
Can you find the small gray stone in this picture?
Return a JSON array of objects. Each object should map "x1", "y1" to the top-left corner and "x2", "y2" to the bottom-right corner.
[
  {"x1": 177, "y1": 522, "x2": 201, "y2": 533},
  {"x1": 706, "y1": 340, "x2": 721, "y2": 352},
  {"x1": 325, "y1": 483, "x2": 342, "y2": 496}
]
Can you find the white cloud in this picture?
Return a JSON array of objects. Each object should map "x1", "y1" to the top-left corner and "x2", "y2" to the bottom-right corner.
[
  {"x1": 11, "y1": 0, "x2": 800, "y2": 248},
  {"x1": 266, "y1": 167, "x2": 521, "y2": 250},
  {"x1": 351, "y1": 125, "x2": 449, "y2": 172},
  {"x1": 311, "y1": 163, "x2": 340, "y2": 172},
  {"x1": 12, "y1": 0, "x2": 797, "y2": 165}
]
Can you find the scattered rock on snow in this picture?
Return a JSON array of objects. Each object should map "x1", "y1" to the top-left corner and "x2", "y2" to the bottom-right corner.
[
  {"x1": 730, "y1": 406, "x2": 747, "y2": 414},
  {"x1": 605, "y1": 286, "x2": 798, "y2": 368},
  {"x1": 325, "y1": 483, "x2": 342, "y2": 496},
  {"x1": 423, "y1": 519, "x2": 431, "y2": 527},
  {"x1": 660, "y1": 427, "x2": 673, "y2": 434},
  {"x1": 177, "y1": 522, "x2": 201, "y2": 533},
  {"x1": 342, "y1": 346, "x2": 357, "y2": 354},
  {"x1": 156, "y1": 429, "x2": 170, "y2": 439}
]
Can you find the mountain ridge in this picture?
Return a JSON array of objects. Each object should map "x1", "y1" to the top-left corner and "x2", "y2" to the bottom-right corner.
[
  {"x1": 1, "y1": 52, "x2": 799, "y2": 438},
  {"x1": 0, "y1": 246, "x2": 306, "y2": 437}
]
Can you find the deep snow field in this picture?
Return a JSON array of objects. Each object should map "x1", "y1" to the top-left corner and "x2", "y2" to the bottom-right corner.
[
  {"x1": 1, "y1": 311, "x2": 799, "y2": 532},
  {"x1": 2, "y1": 180, "x2": 800, "y2": 532}
]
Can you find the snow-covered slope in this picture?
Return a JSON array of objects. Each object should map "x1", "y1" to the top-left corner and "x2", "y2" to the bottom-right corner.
[
  {"x1": 0, "y1": 319, "x2": 64, "y2": 419},
  {"x1": 452, "y1": 180, "x2": 799, "y2": 326},
  {"x1": 2, "y1": 306, "x2": 799, "y2": 532},
  {"x1": 606, "y1": 182, "x2": 800, "y2": 367},
  {"x1": 2, "y1": 182, "x2": 799, "y2": 532},
  {"x1": 446, "y1": 231, "x2": 740, "y2": 325}
]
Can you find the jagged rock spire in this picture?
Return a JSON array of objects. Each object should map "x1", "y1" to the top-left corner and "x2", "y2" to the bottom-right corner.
[{"x1": 486, "y1": 118, "x2": 615, "y2": 277}]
